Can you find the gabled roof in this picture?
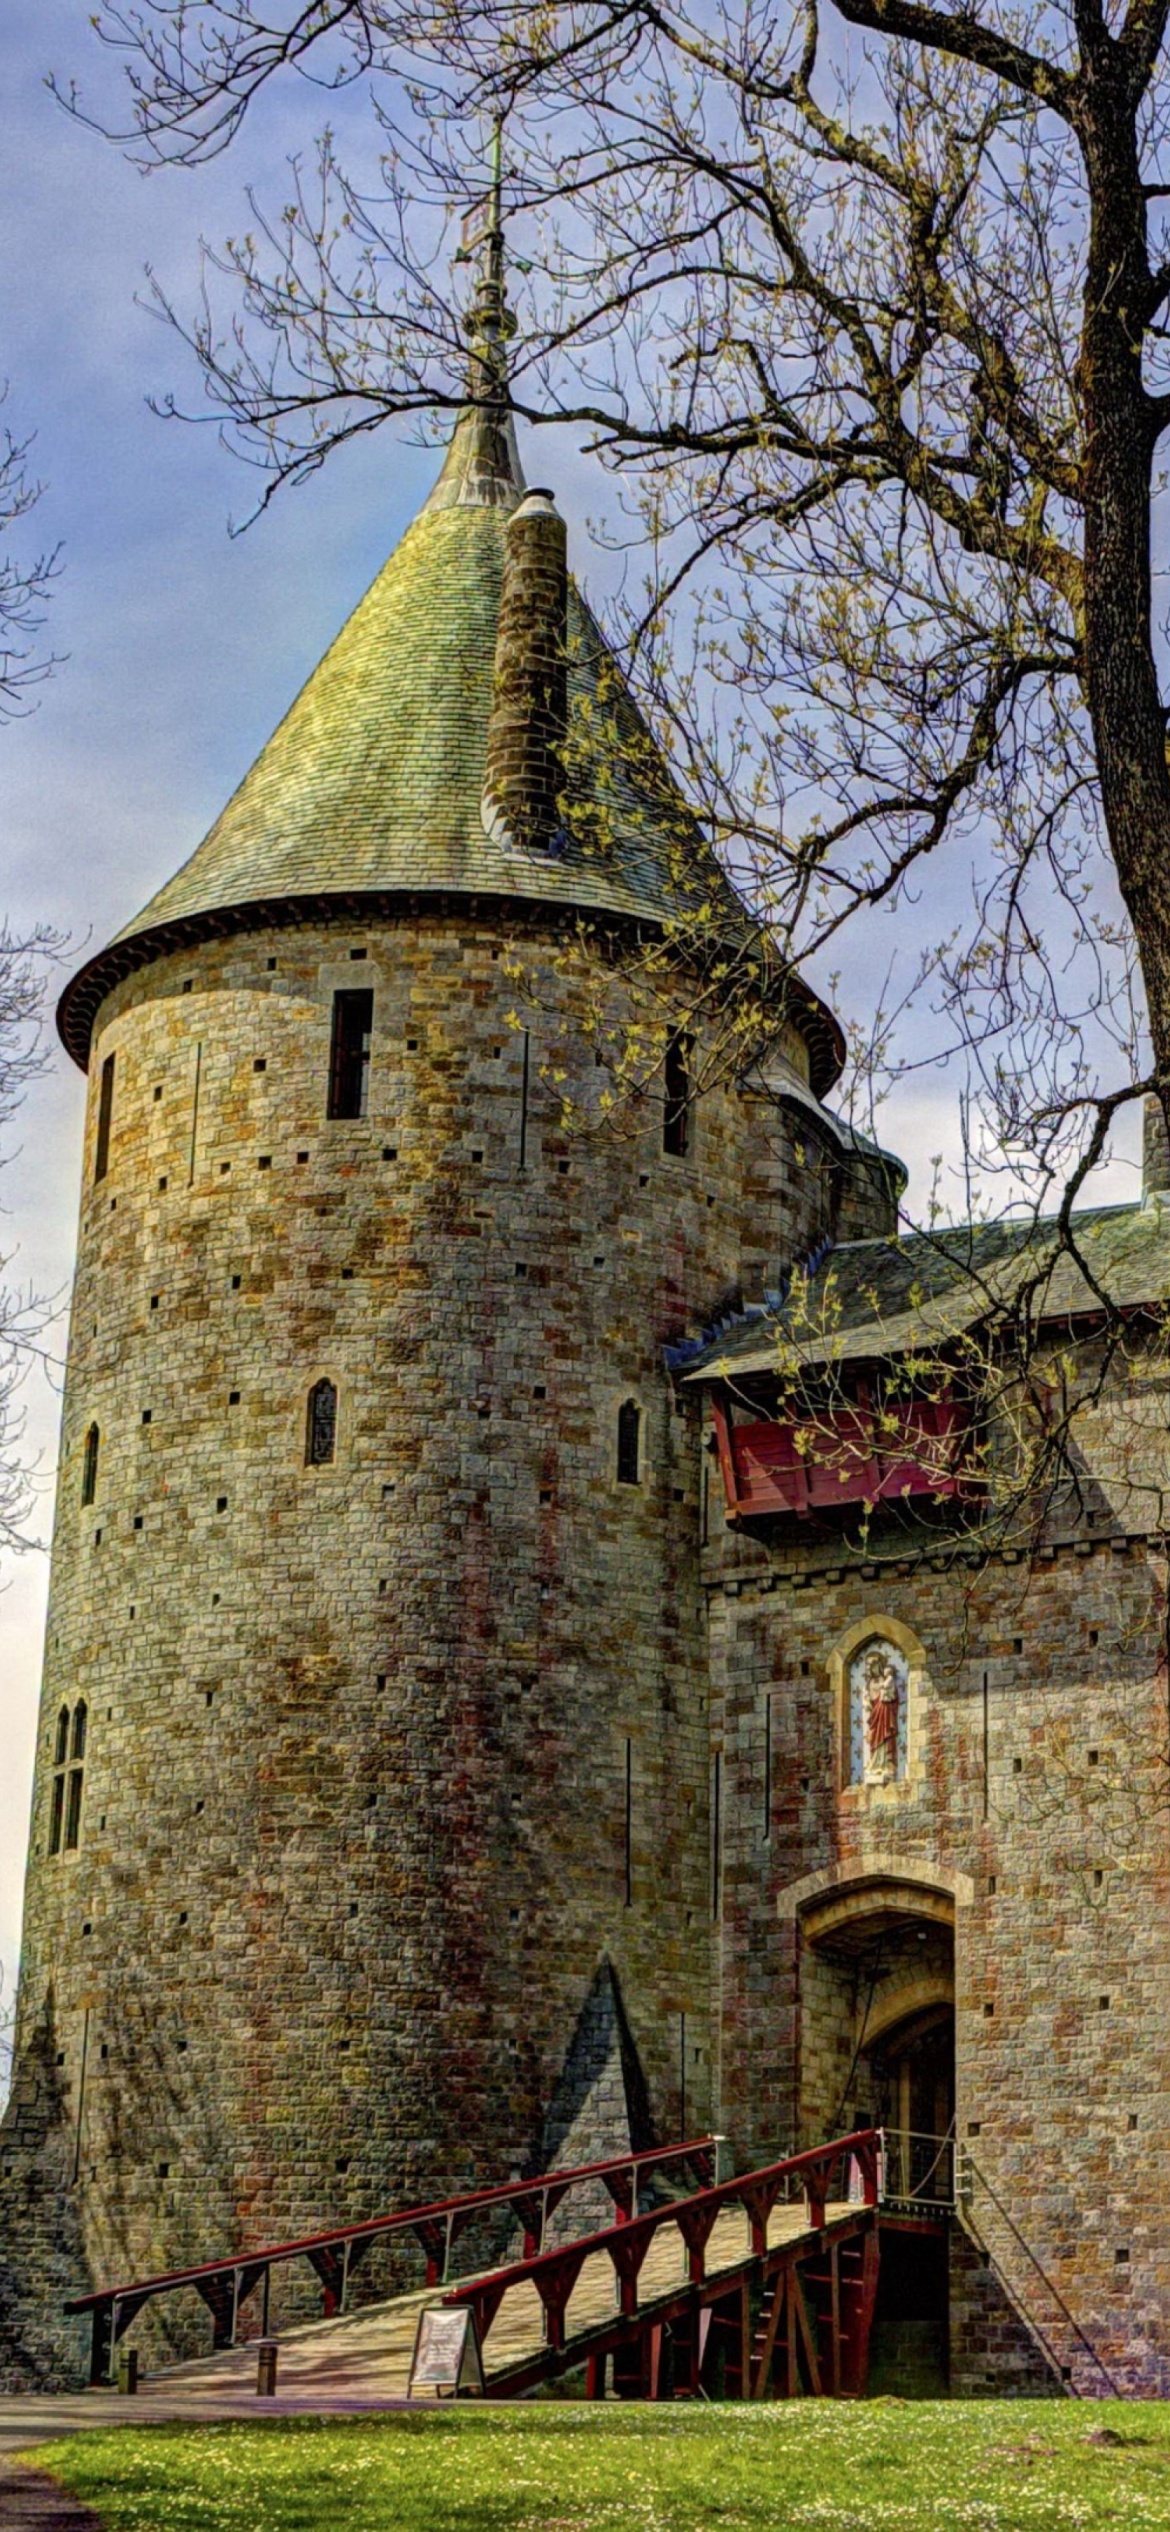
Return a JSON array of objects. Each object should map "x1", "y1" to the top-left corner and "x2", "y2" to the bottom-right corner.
[
  {"x1": 56, "y1": 393, "x2": 842, "y2": 1088},
  {"x1": 682, "y1": 1198, "x2": 1170, "y2": 1382}
]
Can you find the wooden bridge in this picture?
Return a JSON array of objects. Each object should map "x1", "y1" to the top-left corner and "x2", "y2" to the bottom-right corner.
[{"x1": 67, "y1": 2127, "x2": 948, "y2": 2403}]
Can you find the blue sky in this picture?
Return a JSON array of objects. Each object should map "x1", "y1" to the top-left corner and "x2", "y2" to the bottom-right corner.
[{"x1": 0, "y1": 0, "x2": 1143, "y2": 2022}]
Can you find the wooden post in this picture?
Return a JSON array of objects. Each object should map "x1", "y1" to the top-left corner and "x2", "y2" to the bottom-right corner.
[
  {"x1": 829, "y1": 2240, "x2": 841, "y2": 2397},
  {"x1": 648, "y1": 2322, "x2": 664, "y2": 2401},
  {"x1": 856, "y1": 2228, "x2": 880, "y2": 2395},
  {"x1": 792, "y1": 2274, "x2": 822, "y2": 2396},
  {"x1": 709, "y1": 1399, "x2": 740, "y2": 1514}
]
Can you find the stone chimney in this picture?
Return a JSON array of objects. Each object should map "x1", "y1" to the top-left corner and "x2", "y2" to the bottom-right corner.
[
  {"x1": 482, "y1": 489, "x2": 568, "y2": 854},
  {"x1": 1143, "y1": 1090, "x2": 1170, "y2": 1196}
]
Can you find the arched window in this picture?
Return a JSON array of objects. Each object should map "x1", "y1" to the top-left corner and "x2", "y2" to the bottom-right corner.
[
  {"x1": 49, "y1": 1702, "x2": 87, "y2": 1856},
  {"x1": 848, "y1": 1637, "x2": 909, "y2": 1787},
  {"x1": 49, "y1": 1708, "x2": 68, "y2": 1853},
  {"x1": 616, "y1": 1399, "x2": 641, "y2": 1486},
  {"x1": 306, "y1": 1378, "x2": 338, "y2": 1467},
  {"x1": 81, "y1": 1423, "x2": 100, "y2": 1508},
  {"x1": 65, "y1": 1702, "x2": 87, "y2": 1850}
]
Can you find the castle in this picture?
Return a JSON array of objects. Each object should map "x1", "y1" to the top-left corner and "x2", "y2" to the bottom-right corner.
[{"x1": 4, "y1": 240, "x2": 1170, "y2": 2399}]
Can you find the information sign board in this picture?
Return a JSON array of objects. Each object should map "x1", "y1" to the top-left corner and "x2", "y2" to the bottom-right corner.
[{"x1": 408, "y1": 2306, "x2": 485, "y2": 2399}]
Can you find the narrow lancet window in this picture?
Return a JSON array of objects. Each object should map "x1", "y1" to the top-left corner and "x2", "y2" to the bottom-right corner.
[
  {"x1": 663, "y1": 1031, "x2": 691, "y2": 1157},
  {"x1": 64, "y1": 1765, "x2": 84, "y2": 1852},
  {"x1": 50, "y1": 1702, "x2": 86, "y2": 1856},
  {"x1": 617, "y1": 1399, "x2": 641, "y2": 1486},
  {"x1": 306, "y1": 1378, "x2": 338, "y2": 1466},
  {"x1": 327, "y1": 990, "x2": 373, "y2": 1120},
  {"x1": 94, "y1": 1053, "x2": 116, "y2": 1182},
  {"x1": 81, "y1": 1424, "x2": 100, "y2": 1508}
]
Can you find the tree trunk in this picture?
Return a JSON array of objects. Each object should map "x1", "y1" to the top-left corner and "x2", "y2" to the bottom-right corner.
[{"x1": 1078, "y1": 74, "x2": 1170, "y2": 1078}]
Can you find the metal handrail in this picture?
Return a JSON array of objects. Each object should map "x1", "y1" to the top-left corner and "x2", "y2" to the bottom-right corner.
[
  {"x1": 877, "y1": 2127, "x2": 956, "y2": 2210},
  {"x1": 66, "y1": 2131, "x2": 718, "y2": 2384},
  {"x1": 958, "y1": 2147, "x2": 1121, "y2": 2395}
]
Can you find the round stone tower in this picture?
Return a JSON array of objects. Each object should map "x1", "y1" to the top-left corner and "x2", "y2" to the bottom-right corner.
[{"x1": 2, "y1": 271, "x2": 855, "y2": 2381}]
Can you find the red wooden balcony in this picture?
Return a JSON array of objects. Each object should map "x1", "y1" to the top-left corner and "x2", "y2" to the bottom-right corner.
[{"x1": 710, "y1": 1392, "x2": 979, "y2": 1523}]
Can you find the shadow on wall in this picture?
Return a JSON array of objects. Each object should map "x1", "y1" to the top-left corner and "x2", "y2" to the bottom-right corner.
[
  {"x1": 533, "y1": 1958, "x2": 655, "y2": 2244},
  {"x1": 537, "y1": 1955, "x2": 655, "y2": 2172},
  {"x1": 0, "y1": 1986, "x2": 89, "y2": 2390}
]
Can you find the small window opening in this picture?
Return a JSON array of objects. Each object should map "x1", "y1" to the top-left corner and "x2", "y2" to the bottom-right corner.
[
  {"x1": 306, "y1": 1377, "x2": 338, "y2": 1466},
  {"x1": 81, "y1": 1424, "x2": 100, "y2": 1508},
  {"x1": 328, "y1": 989, "x2": 373, "y2": 1120},
  {"x1": 616, "y1": 1399, "x2": 641, "y2": 1486},
  {"x1": 94, "y1": 1053, "x2": 115, "y2": 1182},
  {"x1": 663, "y1": 1030, "x2": 692, "y2": 1157}
]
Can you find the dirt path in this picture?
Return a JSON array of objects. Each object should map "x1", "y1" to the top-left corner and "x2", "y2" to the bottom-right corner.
[{"x1": 0, "y1": 2463, "x2": 106, "y2": 2530}]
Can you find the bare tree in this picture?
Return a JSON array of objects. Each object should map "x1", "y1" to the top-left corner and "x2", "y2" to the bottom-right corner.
[
  {"x1": 0, "y1": 927, "x2": 61, "y2": 1560},
  {"x1": 0, "y1": 396, "x2": 59, "y2": 719},
  {"x1": 58, "y1": 0, "x2": 1170, "y2": 1210}
]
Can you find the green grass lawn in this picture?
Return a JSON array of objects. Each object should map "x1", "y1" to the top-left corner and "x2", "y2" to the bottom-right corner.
[{"x1": 22, "y1": 2403, "x2": 1170, "y2": 2531}]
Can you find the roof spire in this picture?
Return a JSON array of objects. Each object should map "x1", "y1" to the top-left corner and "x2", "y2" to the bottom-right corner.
[{"x1": 425, "y1": 120, "x2": 525, "y2": 513}]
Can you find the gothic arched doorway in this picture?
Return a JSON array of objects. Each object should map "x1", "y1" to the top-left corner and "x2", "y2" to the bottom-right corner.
[
  {"x1": 863, "y1": 1998, "x2": 954, "y2": 2205},
  {"x1": 795, "y1": 1875, "x2": 955, "y2": 2186}
]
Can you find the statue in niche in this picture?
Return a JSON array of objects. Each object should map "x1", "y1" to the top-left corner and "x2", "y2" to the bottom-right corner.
[{"x1": 849, "y1": 1638, "x2": 908, "y2": 1785}]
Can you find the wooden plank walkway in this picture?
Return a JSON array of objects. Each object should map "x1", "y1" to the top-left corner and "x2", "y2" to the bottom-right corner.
[{"x1": 139, "y1": 2198, "x2": 851, "y2": 2401}]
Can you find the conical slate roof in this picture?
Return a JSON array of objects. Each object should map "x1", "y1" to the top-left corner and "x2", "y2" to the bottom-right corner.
[{"x1": 57, "y1": 398, "x2": 842, "y2": 1091}]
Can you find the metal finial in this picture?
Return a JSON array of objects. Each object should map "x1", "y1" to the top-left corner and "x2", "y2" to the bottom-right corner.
[
  {"x1": 461, "y1": 119, "x2": 517, "y2": 380},
  {"x1": 427, "y1": 119, "x2": 525, "y2": 510}
]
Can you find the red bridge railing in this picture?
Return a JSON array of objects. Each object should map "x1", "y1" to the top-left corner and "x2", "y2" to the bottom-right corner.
[
  {"x1": 443, "y1": 2127, "x2": 881, "y2": 2361},
  {"x1": 65, "y1": 2134, "x2": 717, "y2": 2385}
]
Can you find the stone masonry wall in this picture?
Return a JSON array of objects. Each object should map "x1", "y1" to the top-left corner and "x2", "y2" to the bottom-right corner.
[
  {"x1": 3, "y1": 906, "x2": 836, "y2": 2381},
  {"x1": 704, "y1": 1481, "x2": 1170, "y2": 2395}
]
